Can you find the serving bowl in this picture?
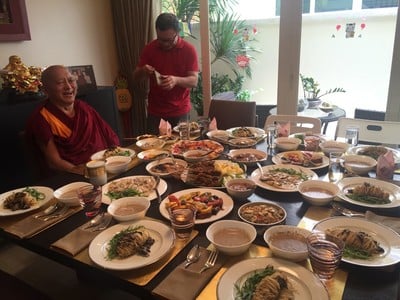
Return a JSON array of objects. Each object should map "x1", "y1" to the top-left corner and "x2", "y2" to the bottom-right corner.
[
  {"x1": 342, "y1": 154, "x2": 377, "y2": 175},
  {"x1": 225, "y1": 178, "x2": 256, "y2": 199},
  {"x1": 298, "y1": 180, "x2": 340, "y2": 206},
  {"x1": 206, "y1": 129, "x2": 230, "y2": 141},
  {"x1": 107, "y1": 197, "x2": 150, "y2": 222},
  {"x1": 105, "y1": 156, "x2": 132, "y2": 174},
  {"x1": 145, "y1": 157, "x2": 187, "y2": 177},
  {"x1": 136, "y1": 137, "x2": 165, "y2": 150},
  {"x1": 319, "y1": 140, "x2": 349, "y2": 155},
  {"x1": 264, "y1": 225, "x2": 311, "y2": 262},
  {"x1": 53, "y1": 181, "x2": 88, "y2": 206},
  {"x1": 206, "y1": 220, "x2": 257, "y2": 256},
  {"x1": 274, "y1": 137, "x2": 301, "y2": 151}
]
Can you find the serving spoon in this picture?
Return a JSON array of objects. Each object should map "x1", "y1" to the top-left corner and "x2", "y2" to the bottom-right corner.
[{"x1": 184, "y1": 244, "x2": 200, "y2": 268}]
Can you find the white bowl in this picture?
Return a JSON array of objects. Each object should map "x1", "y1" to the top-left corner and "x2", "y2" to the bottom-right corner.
[
  {"x1": 264, "y1": 225, "x2": 311, "y2": 262},
  {"x1": 298, "y1": 180, "x2": 340, "y2": 206},
  {"x1": 158, "y1": 135, "x2": 178, "y2": 145},
  {"x1": 206, "y1": 220, "x2": 257, "y2": 256},
  {"x1": 182, "y1": 149, "x2": 212, "y2": 162},
  {"x1": 343, "y1": 154, "x2": 377, "y2": 175},
  {"x1": 107, "y1": 197, "x2": 150, "y2": 222},
  {"x1": 53, "y1": 182, "x2": 89, "y2": 206},
  {"x1": 225, "y1": 178, "x2": 256, "y2": 199},
  {"x1": 146, "y1": 158, "x2": 187, "y2": 177},
  {"x1": 136, "y1": 137, "x2": 165, "y2": 150},
  {"x1": 105, "y1": 156, "x2": 131, "y2": 173},
  {"x1": 274, "y1": 137, "x2": 301, "y2": 151},
  {"x1": 319, "y1": 140, "x2": 349, "y2": 155},
  {"x1": 206, "y1": 130, "x2": 230, "y2": 141}
]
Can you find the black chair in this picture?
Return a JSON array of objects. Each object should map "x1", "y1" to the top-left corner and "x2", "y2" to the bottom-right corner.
[{"x1": 354, "y1": 108, "x2": 385, "y2": 121}]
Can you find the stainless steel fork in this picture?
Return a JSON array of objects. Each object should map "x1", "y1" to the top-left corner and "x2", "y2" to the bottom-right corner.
[{"x1": 200, "y1": 250, "x2": 218, "y2": 273}]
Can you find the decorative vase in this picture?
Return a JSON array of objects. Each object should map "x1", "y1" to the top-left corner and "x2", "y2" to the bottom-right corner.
[
  {"x1": 306, "y1": 98, "x2": 322, "y2": 109},
  {"x1": 297, "y1": 98, "x2": 309, "y2": 112}
]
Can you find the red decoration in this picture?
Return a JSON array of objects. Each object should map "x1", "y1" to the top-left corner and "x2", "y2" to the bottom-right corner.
[
  {"x1": 361, "y1": 23, "x2": 366, "y2": 30},
  {"x1": 336, "y1": 24, "x2": 341, "y2": 31},
  {"x1": 236, "y1": 55, "x2": 250, "y2": 68},
  {"x1": 252, "y1": 26, "x2": 257, "y2": 34},
  {"x1": 233, "y1": 28, "x2": 239, "y2": 35}
]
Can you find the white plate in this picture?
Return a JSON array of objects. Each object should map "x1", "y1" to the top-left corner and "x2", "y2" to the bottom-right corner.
[
  {"x1": 88, "y1": 219, "x2": 175, "y2": 270},
  {"x1": 337, "y1": 177, "x2": 400, "y2": 208},
  {"x1": 313, "y1": 216, "x2": 400, "y2": 267},
  {"x1": 172, "y1": 125, "x2": 201, "y2": 134},
  {"x1": 272, "y1": 151, "x2": 329, "y2": 170},
  {"x1": 101, "y1": 176, "x2": 168, "y2": 205},
  {"x1": 229, "y1": 148, "x2": 268, "y2": 166},
  {"x1": 250, "y1": 164, "x2": 318, "y2": 192},
  {"x1": 145, "y1": 158, "x2": 187, "y2": 177},
  {"x1": 90, "y1": 148, "x2": 136, "y2": 161},
  {"x1": 226, "y1": 126, "x2": 265, "y2": 138},
  {"x1": 346, "y1": 145, "x2": 400, "y2": 163},
  {"x1": 137, "y1": 149, "x2": 170, "y2": 162},
  {"x1": 53, "y1": 181, "x2": 89, "y2": 206},
  {"x1": 170, "y1": 140, "x2": 224, "y2": 158},
  {"x1": 217, "y1": 257, "x2": 329, "y2": 300},
  {"x1": 206, "y1": 130, "x2": 230, "y2": 142},
  {"x1": 159, "y1": 188, "x2": 234, "y2": 224},
  {"x1": 0, "y1": 186, "x2": 54, "y2": 216}
]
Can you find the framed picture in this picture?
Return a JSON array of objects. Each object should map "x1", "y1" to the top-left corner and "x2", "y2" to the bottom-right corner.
[
  {"x1": 67, "y1": 65, "x2": 97, "y2": 96},
  {"x1": 0, "y1": 0, "x2": 31, "y2": 41}
]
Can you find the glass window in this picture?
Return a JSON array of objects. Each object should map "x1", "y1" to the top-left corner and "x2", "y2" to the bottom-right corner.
[
  {"x1": 315, "y1": 0, "x2": 353, "y2": 12},
  {"x1": 362, "y1": 0, "x2": 398, "y2": 9}
]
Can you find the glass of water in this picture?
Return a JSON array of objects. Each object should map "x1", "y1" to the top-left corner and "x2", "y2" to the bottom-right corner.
[
  {"x1": 345, "y1": 126, "x2": 359, "y2": 146},
  {"x1": 328, "y1": 152, "x2": 345, "y2": 183},
  {"x1": 266, "y1": 125, "x2": 276, "y2": 148}
]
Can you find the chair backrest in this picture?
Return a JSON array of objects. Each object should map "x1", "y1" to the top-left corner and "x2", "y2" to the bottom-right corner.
[
  {"x1": 264, "y1": 115, "x2": 322, "y2": 134},
  {"x1": 334, "y1": 117, "x2": 400, "y2": 146},
  {"x1": 354, "y1": 108, "x2": 385, "y2": 121},
  {"x1": 208, "y1": 99, "x2": 257, "y2": 130}
]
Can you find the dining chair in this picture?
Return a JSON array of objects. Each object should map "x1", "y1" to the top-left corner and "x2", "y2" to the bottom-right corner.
[
  {"x1": 334, "y1": 117, "x2": 400, "y2": 147},
  {"x1": 207, "y1": 99, "x2": 257, "y2": 130},
  {"x1": 264, "y1": 115, "x2": 322, "y2": 134}
]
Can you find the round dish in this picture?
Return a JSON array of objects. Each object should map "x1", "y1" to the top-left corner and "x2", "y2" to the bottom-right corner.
[
  {"x1": 225, "y1": 178, "x2": 256, "y2": 199},
  {"x1": 91, "y1": 147, "x2": 135, "y2": 161},
  {"x1": 53, "y1": 182, "x2": 88, "y2": 206},
  {"x1": 274, "y1": 137, "x2": 301, "y2": 151},
  {"x1": 170, "y1": 139, "x2": 224, "y2": 159},
  {"x1": 107, "y1": 196, "x2": 150, "y2": 222},
  {"x1": 135, "y1": 137, "x2": 165, "y2": 150},
  {"x1": 145, "y1": 158, "x2": 187, "y2": 178},
  {"x1": 342, "y1": 154, "x2": 377, "y2": 175},
  {"x1": 228, "y1": 137, "x2": 258, "y2": 148},
  {"x1": 347, "y1": 145, "x2": 400, "y2": 162},
  {"x1": 319, "y1": 140, "x2": 349, "y2": 155},
  {"x1": 182, "y1": 149, "x2": 213, "y2": 163},
  {"x1": 272, "y1": 151, "x2": 329, "y2": 170},
  {"x1": 206, "y1": 129, "x2": 230, "y2": 142},
  {"x1": 228, "y1": 148, "x2": 267, "y2": 166},
  {"x1": 226, "y1": 126, "x2": 265, "y2": 138},
  {"x1": 158, "y1": 135, "x2": 178, "y2": 145},
  {"x1": 298, "y1": 180, "x2": 340, "y2": 206},
  {"x1": 105, "y1": 156, "x2": 131, "y2": 174},
  {"x1": 137, "y1": 149, "x2": 170, "y2": 161}
]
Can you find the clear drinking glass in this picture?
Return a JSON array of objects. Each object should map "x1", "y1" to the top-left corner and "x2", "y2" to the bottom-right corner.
[
  {"x1": 266, "y1": 125, "x2": 276, "y2": 148},
  {"x1": 328, "y1": 152, "x2": 345, "y2": 183},
  {"x1": 168, "y1": 206, "x2": 196, "y2": 239},
  {"x1": 178, "y1": 122, "x2": 190, "y2": 140},
  {"x1": 345, "y1": 126, "x2": 359, "y2": 146},
  {"x1": 77, "y1": 185, "x2": 102, "y2": 217}
]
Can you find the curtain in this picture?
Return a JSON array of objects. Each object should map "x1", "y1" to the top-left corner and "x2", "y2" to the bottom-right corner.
[{"x1": 111, "y1": 0, "x2": 161, "y2": 137}]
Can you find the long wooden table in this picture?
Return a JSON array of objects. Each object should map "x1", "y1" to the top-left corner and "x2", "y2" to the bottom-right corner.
[{"x1": 1, "y1": 143, "x2": 400, "y2": 299}]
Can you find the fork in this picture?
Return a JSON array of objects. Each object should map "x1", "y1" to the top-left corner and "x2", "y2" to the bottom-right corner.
[{"x1": 200, "y1": 250, "x2": 218, "y2": 273}]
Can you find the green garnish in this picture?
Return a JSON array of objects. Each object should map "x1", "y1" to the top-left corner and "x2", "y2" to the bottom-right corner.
[
  {"x1": 116, "y1": 150, "x2": 131, "y2": 157},
  {"x1": 347, "y1": 194, "x2": 390, "y2": 205},
  {"x1": 22, "y1": 187, "x2": 45, "y2": 200},
  {"x1": 234, "y1": 265, "x2": 275, "y2": 300},
  {"x1": 271, "y1": 167, "x2": 310, "y2": 181},
  {"x1": 107, "y1": 226, "x2": 144, "y2": 260},
  {"x1": 343, "y1": 245, "x2": 371, "y2": 260},
  {"x1": 105, "y1": 188, "x2": 142, "y2": 200}
]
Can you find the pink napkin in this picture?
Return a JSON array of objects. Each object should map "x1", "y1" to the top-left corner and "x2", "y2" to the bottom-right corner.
[
  {"x1": 376, "y1": 151, "x2": 395, "y2": 180},
  {"x1": 159, "y1": 119, "x2": 172, "y2": 136},
  {"x1": 209, "y1": 117, "x2": 217, "y2": 131},
  {"x1": 276, "y1": 121, "x2": 290, "y2": 137}
]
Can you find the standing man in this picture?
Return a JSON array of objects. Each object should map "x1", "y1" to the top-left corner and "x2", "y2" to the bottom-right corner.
[{"x1": 133, "y1": 12, "x2": 199, "y2": 134}]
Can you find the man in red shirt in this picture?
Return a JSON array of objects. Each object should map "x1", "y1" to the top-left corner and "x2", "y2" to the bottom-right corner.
[{"x1": 133, "y1": 13, "x2": 199, "y2": 134}]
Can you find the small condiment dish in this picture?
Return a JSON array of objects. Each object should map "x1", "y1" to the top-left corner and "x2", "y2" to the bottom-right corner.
[
  {"x1": 225, "y1": 178, "x2": 256, "y2": 199},
  {"x1": 53, "y1": 181, "x2": 88, "y2": 206},
  {"x1": 274, "y1": 137, "x2": 301, "y2": 151},
  {"x1": 342, "y1": 154, "x2": 377, "y2": 175},
  {"x1": 298, "y1": 180, "x2": 340, "y2": 206},
  {"x1": 107, "y1": 197, "x2": 150, "y2": 222},
  {"x1": 105, "y1": 156, "x2": 132, "y2": 174}
]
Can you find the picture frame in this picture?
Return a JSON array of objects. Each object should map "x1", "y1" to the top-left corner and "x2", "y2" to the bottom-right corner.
[
  {"x1": 0, "y1": 0, "x2": 31, "y2": 41},
  {"x1": 67, "y1": 65, "x2": 97, "y2": 96}
]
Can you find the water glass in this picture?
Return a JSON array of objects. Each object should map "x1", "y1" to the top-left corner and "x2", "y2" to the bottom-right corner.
[
  {"x1": 328, "y1": 152, "x2": 345, "y2": 182},
  {"x1": 307, "y1": 232, "x2": 345, "y2": 280},
  {"x1": 304, "y1": 135, "x2": 320, "y2": 151},
  {"x1": 178, "y1": 122, "x2": 190, "y2": 140},
  {"x1": 85, "y1": 160, "x2": 107, "y2": 186},
  {"x1": 266, "y1": 125, "x2": 276, "y2": 148},
  {"x1": 168, "y1": 206, "x2": 196, "y2": 239},
  {"x1": 77, "y1": 185, "x2": 102, "y2": 217},
  {"x1": 345, "y1": 126, "x2": 359, "y2": 146}
]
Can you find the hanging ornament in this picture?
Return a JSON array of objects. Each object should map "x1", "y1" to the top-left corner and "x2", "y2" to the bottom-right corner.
[
  {"x1": 252, "y1": 26, "x2": 258, "y2": 35},
  {"x1": 233, "y1": 28, "x2": 239, "y2": 35},
  {"x1": 336, "y1": 24, "x2": 341, "y2": 31},
  {"x1": 361, "y1": 23, "x2": 366, "y2": 30}
]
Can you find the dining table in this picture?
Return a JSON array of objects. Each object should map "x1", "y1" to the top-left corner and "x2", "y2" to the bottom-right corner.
[{"x1": 0, "y1": 136, "x2": 400, "y2": 300}]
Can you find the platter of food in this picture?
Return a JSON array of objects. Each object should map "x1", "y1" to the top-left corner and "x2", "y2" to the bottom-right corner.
[
  {"x1": 90, "y1": 146, "x2": 136, "y2": 161},
  {"x1": 228, "y1": 137, "x2": 258, "y2": 148},
  {"x1": 88, "y1": 219, "x2": 175, "y2": 270},
  {"x1": 145, "y1": 158, "x2": 187, "y2": 178},
  {"x1": 226, "y1": 126, "x2": 265, "y2": 138},
  {"x1": 228, "y1": 148, "x2": 267, "y2": 166},
  {"x1": 217, "y1": 257, "x2": 329, "y2": 300},
  {"x1": 159, "y1": 188, "x2": 234, "y2": 224},
  {"x1": 137, "y1": 149, "x2": 170, "y2": 162},
  {"x1": 250, "y1": 164, "x2": 318, "y2": 192},
  {"x1": 170, "y1": 140, "x2": 224, "y2": 159},
  {"x1": 0, "y1": 186, "x2": 54, "y2": 216},
  {"x1": 313, "y1": 216, "x2": 400, "y2": 267},
  {"x1": 172, "y1": 121, "x2": 201, "y2": 134},
  {"x1": 181, "y1": 160, "x2": 246, "y2": 188},
  {"x1": 272, "y1": 151, "x2": 328, "y2": 170},
  {"x1": 337, "y1": 177, "x2": 400, "y2": 208},
  {"x1": 101, "y1": 176, "x2": 167, "y2": 204},
  {"x1": 346, "y1": 145, "x2": 400, "y2": 162}
]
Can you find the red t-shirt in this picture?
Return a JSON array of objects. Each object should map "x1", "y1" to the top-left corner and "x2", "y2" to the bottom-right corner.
[{"x1": 138, "y1": 37, "x2": 199, "y2": 117}]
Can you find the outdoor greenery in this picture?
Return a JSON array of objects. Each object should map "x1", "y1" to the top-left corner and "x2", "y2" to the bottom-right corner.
[{"x1": 300, "y1": 73, "x2": 346, "y2": 100}]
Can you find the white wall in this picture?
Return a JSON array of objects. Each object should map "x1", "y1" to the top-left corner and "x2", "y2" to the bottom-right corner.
[{"x1": 0, "y1": 0, "x2": 118, "y2": 86}]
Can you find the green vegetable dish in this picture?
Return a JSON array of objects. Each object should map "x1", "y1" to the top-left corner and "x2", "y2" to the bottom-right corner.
[
  {"x1": 105, "y1": 188, "x2": 142, "y2": 200},
  {"x1": 346, "y1": 182, "x2": 390, "y2": 205}
]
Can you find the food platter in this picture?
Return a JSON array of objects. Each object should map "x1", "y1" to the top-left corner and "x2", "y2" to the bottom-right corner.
[
  {"x1": 159, "y1": 188, "x2": 234, "y2": 224},
  {"x1": 137, "y1": 149, "x2": 170, "y2": 162},
  {"x1": 313, "y1": 216, "x2": 400, "y2": 267},
  {"x1": 217, "y1": 257, "x2": 329, "y2": 300},
  {"x1": 90, "y1": 147, "x2": 136, "y2": 161},
  {"x1": 250, "y1": 164, "x2": 318, "y2": 192},
  {"x1": 226, "y1": 126, "x2": 265, "y2": 138},
  {"x1": 88, "y1": 220, "x2": 175, "y2": 270},
  {"x1": 172, "y1": 122, "x2": 201, "y2": 134},
  {"x1": 0, "y1": 186, "x2": 54, "y2": 216},
  {"x1": 272, "y1": 151, "x2": 329, "y2": 170},
  {"x1": 170, "y1": 140, "x2": 224, "y2": 159},
  {"x1": 228, "y1": 148, "x2": 267, "y2": 166},
  {"x1": 337, "y1": 177, "x2": 400, "y2": 208},
  {"x1": 346, "y1": 145, "x2": 400, "y2": 163},
  {"x1": 101, "y1": 176, "x2": 168, "y2": 204},
  {"x1": 145, "y1": 158, "x2": 187, "y2": 178}
]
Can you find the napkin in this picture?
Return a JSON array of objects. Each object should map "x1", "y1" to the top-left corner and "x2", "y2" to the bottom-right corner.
[
  {"x1": 276, "y1": 121, "x2": 290, "y2": 137},
  {"x1": 152, "y1": 247, "x2": 224, "y2": 300},
  {"x1": 365, "y1": 211, "x2": 400, "y2": 234},
  {"x1": 376, "y1": 151, "x2": 395, "y2": 180},
  {"x1": 209, "y1": 117, "x2": 217, "y2": 131},
  {"x1": 5, "y1": 205, "x2": 82, "y2": 239},
  {"x1": 159, "y1": 118, "x2": 172, "y2": 136}
]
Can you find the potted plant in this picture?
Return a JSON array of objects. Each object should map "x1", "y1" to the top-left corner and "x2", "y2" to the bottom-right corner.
[{"x1": 300, "y1": 74, "x2": 346, "y2": 109}]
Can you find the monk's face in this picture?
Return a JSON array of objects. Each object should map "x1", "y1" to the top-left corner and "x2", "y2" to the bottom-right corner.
[{"x1": 43, "y1": 66, "x2": 77, "y2": 105}]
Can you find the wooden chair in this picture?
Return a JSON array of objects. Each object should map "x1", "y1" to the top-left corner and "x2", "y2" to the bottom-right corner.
[
  {"x1": 208, "y1": 99, "x2": 257, "y2": 130},
  {"x1": 334, "y1": 117, "x2": 400, "y2": 147},
  {"x1": 264, "y1": 115, "x2": 322, "y2": 134}
]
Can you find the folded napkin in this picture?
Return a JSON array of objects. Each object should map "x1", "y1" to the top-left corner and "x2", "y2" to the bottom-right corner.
[
  {"x1": 152, "y1": 247, "x2": 224, "y2": 300},
  {"x1": 159, "y1": 118, "x2": 172, "y2": 136},
  {"x1": 5, "y1": 205, "x2": 82, "y2": 239},
  {"x1": 209, "y1": 117, "x2": 217, "y2": 131},
  {"x1": 365, "y1": 211, "x2": 400, "y2": 234}
]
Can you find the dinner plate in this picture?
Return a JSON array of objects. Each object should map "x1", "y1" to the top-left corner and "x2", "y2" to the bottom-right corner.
[
  {"x1": 88, "y1": 219, "x2": 175, "y2": 270},
  {"x1": 101, "y1": 176, "x2": 168, "y2": 205},
  {"x1": 217, "y1": 257, "x2": 329, "y2": 300},
  {"x1": 172, "y1": 124, "x2": 201, "y2": 134},
  {"x1": 337, "y1": 177, "x2": 400, "y2": 208},
  {"x1": 90, "y1": 147, "x2": 136, "y2": 161},
  {"x1": 346, "y1": 145, "x2": 400, "y2": 163},
  {"x1": 159, "y1": 188, "x2": 234, "y2": 224},
  {"x1": 0, "y1": 186, "x2": 54, "y2": 216},
  {"x1": 313, "y1": 216, "x2": 400, "y2": 267},
  {"x1": 170, "y1": 139, "x2": 224, "y2": 158},
  {"x1": 272, "y1": 151, "x2": 329, "y2": 170},
  {"x1": 250, "y1": 164, "x2": 318, "y2": 192},
  {"x1": 228, "y1": 148, "x2": 268, "y2": 166},
  {"x1": 226, "y1": 126, "x2": 265, "y2": 138},
  {"x1": 137, "y1": 149, "x2": 170, "y2": 162}
]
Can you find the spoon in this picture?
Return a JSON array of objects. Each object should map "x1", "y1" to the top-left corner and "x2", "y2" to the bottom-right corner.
[
  {"x1": 184, "y1": 244, "x2": 200, "y2": 268},
  {"x1": 331, "y1": 202, "x2": 365, "y2": 217},
  {"x1": 34, "y1": 202, "x2": 61, "y2": 219},
  {"x1": 91, "y1": 213, "x2": 113, "y2": 232},
  {"x1": 83, "y1": 211, "x2": 105, "y2": 230},
  {"x1": 256, "y1": 162, "x2": 267, "y2": 180}
]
